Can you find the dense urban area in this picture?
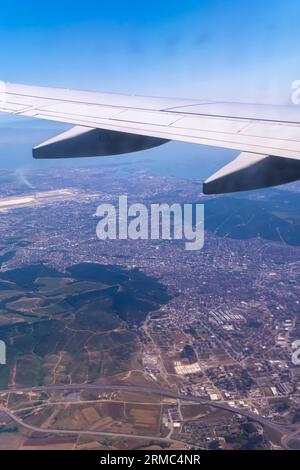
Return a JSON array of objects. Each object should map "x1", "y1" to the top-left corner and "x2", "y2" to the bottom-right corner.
[{"x1": 0, "y1": 164, "x2": 299, "y2": 450}]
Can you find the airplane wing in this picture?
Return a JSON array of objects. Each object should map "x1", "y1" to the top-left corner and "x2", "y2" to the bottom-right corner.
[{"x1": 1, "y1": 80, "x2": 300, "y2": 194}]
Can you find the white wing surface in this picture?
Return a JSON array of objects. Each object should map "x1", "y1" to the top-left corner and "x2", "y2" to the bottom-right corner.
[{"x1": 1, "y1": 80, "x2": 300, "y2": 193}]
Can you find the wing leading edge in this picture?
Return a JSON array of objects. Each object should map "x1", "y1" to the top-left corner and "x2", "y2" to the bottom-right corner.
[{"x1": 1, "y1": 80, "x2": 300, "y2": 193}]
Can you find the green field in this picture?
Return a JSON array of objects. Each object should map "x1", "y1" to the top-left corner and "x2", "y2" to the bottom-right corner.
[{"x1": 0, "y1": 262, "x2": 170, "y2": 388}]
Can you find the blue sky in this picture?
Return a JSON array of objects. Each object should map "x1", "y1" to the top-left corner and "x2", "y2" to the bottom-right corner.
[
  {"x1": 1, "y1": 1, "x2": 300, "y2": 172},
  {"x1": 1, "y1": 0, "x2": 300, "y2": 103}
]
